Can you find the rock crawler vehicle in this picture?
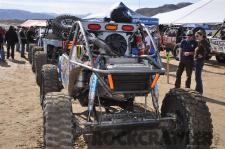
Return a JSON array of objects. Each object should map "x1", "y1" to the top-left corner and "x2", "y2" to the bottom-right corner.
[
  {"x1": 40, "y1": 21, "x2": 213, "y2": 149},
  {"x1": 32, "y1": 15, "x2": 80, "y2": 86},
  {"x1": 208, "y1": 19, "x2": 225, "y2": 63}
]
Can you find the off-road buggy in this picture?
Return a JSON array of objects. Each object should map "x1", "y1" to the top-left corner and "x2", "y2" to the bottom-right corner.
[
  {"x1": 33, "y1": 15, "x2": 80, "y2": 86},
  {"x1": 40, "y1": 21, "x2": 213, "y2": 149},
  {"x1": 208, "y1": 19, "x2": 225, "y2": 63}
]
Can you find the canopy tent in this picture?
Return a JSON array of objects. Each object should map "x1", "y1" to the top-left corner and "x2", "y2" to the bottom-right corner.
[
  {"x1": 84, "y1": 2, "x2": 159, "y2": 25},
  {"x1": 154, "y1": 0, "x2": 225, "y2": 24},
  {"x1": 20, "y1": 19, "x2": 47, "y2": 27}
]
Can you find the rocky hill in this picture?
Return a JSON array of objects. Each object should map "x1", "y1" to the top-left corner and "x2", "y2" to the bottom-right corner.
[{"x1": 0, "y1": 9, "x2": 56, "y2": 20}]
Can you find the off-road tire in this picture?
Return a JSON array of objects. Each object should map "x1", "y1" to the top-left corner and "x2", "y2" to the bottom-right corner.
[
  {"x1": 28, "y1": 43, "x2": 36, "y2": 63},
  {"x1": 161, "y1": 88, "x2": 213, "y2": 149},
  {"x1": 31, "y1": 46, "x2": 43, "y2": 72},
  {"x1": 216, "y1": 55, "x2": 225, "y2": 63},
  {"x1": 52, "y1": 15, "x2": 80, "y2": 39},
  {"x1": 40, "y1": 64, "x2": 62, "y2": 105},
  {"x1": 35, "y1": 51, "x2": 47, "y2": 86},
  {"x1": 43, "y1": 92, "x2": 74, "y2": 149}
]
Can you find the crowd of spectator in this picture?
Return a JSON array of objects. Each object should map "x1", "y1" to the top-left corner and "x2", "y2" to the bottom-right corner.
[{"x1": 0, "y1": 25, "x2": 36, "y2": 60}]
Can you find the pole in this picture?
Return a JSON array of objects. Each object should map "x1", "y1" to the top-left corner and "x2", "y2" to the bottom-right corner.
[
  {"x1": 166, "y1": 51, "x2": 170, "y2": 84},
  {"x1": 139, "y1": 0, "x2": 140, "y2": 9}
]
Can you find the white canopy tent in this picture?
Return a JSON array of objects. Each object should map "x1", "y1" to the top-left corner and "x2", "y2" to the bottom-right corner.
[
  {"x1": 20, "y1": 19, "x2": 47, "y2": 27},
  {"x1": 154, "y1": 0, "x2": 225, "y2": 24}
]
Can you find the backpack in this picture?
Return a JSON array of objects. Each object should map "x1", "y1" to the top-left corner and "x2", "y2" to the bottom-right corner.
[{"x1": 0, "y1": 47, "x2": 5, "y2": 62}]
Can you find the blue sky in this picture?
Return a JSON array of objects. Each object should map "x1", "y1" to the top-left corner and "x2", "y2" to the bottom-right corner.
[{"x1": 0, "y1": 0, "x2": 199, "y2": 14}]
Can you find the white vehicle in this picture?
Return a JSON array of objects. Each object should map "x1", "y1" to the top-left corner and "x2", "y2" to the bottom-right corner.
[
  {"x1": 39, "y1": 21, "x2": 213, "y2": 149},
  {"x1": 209, "y1": 20, "x2": 225, "y2": 63}
]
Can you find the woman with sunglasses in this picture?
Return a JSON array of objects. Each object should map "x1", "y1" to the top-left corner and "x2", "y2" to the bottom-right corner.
[{"x1": 194, "y1": 30, "x2": 207, "y2": 95}]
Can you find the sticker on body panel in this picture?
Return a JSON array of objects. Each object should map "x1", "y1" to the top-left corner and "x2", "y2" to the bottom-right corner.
[
  {"x1": 88, "y1": 74, "x2": 98, "y2": 112},
  {"x1": 60, "y1": 55, "x2": 70, "y2": 88}
]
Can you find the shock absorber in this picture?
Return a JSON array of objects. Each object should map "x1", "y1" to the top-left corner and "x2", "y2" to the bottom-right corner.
[
  {"x1": 151, "y1": 74, "x2": 160, "y2": 117},
  {"x1": 87, "y1": 73, "x2": 98, "y2": 121}
]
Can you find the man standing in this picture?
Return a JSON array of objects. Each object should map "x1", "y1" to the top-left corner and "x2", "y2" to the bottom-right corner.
[
  {"x1": 175, "y1": 30, "x2": 198, "y2": 88},
  {"x1": 26, "y1": 26, "x2": 35, "y2": 51},
  {"x1": 5, "y1": 26, "x2": 18, "y2": 59},
  {"x1": 19, "y1": 27, "x2": 27, "y2": 58}
]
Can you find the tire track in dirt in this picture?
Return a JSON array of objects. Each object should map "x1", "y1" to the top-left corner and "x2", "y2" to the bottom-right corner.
[{"x1": 0, "y1": 53, "x2": 43, "y2": 149}]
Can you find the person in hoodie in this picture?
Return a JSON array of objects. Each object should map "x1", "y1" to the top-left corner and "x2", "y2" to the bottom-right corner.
[
  {"x1": 5, "y1": 26, "x2": 18, "y2": 59},
  {"x1": 19, "y1": 27, "x2": 27, "y2": 58}
]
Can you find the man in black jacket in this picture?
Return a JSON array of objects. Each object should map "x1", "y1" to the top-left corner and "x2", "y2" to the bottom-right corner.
[
  {"x1": 5, "y1": 26, "x2": 18, "y2": 59},
  {"x1": 26, "y1": 26, "x2": 35, "y2": 51},
  {"x1": 175, "y1": 30, "x2": 198, "y2": 88}
]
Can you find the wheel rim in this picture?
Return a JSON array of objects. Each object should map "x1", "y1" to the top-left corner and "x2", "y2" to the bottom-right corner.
[
  {"x1": 105, "y1": 34, "x2": 127, "y2": 56},
  {"x1": 60, "y1": 19, "x2": 75, "y2": 28}
]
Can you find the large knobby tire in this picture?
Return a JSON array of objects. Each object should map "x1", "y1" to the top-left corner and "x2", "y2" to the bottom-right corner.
[
  {"x1": 35, "y1": 51, "x2": 47, "y2": 86},
  {"x1": 43, "y1": 92, "x2": 74, "y2": 149},
  {"x1": 31, "y1": 46, "x2": 43, "y2": 72},
  {"x1": 52, "y1": 15, "x2": 80, "y2": 39},
  {"x1": 161, "y1": 88, "x2": 213, "y2": 149},
  {"x1": 105, "y1": 34, "x2": 127, "y2": 56},
  {"x1": 28, "y1": 43, "x2": 36, "y2": 64},
  {"x1": 40, "y1": 64, "x2": 62, "y2": 105},
  {"x1": 216, "y1": 55, "x2": 225, "y2": 63}
]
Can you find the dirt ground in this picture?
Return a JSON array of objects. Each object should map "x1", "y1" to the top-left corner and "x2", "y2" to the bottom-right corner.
[{"x1": 0, "y1": 51, "x2": 225, "y2": 149}]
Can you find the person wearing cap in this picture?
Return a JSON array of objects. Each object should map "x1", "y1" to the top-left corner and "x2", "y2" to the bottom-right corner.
[
  {"x1": 175, "y1": 30, "x2": 198, "y2": 88},
  {"x1": 194, "y1": 30, "x2": 207, "y2": 95}
]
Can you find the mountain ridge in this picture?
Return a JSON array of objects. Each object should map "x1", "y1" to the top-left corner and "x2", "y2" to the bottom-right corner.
[
  {"x1": 136, "y1": 2, "x2": 193, "y2": 17},
  {"x1": 0, "y1": 2, "x2": 193, "y2": 20},
  {"x1": 0, "y1": 9, "x2": 56, "y2": 20}
]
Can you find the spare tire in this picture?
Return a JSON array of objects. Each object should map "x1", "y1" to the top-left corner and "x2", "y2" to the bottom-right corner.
[
  {"x1": 110, "y1": 7, "x2": 132, "y2": 23},
  {"x1": 52, "y1": 15, "x2": 80, "y2": 39},
  {"x1": 105, "y1": 33, "x2": 127, "y2": 56}
]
